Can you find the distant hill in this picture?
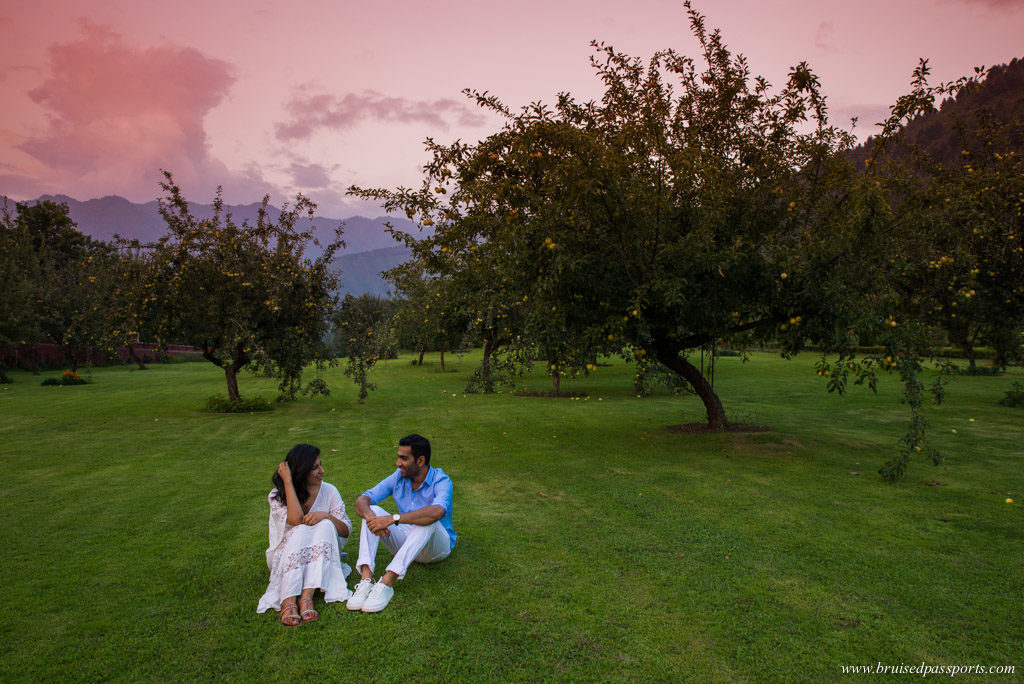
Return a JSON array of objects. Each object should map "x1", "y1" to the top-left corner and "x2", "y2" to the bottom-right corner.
[
  {"x1": 334, "y1": 245, "x2": 413, "y2": 298},
  {"x1": 5, "y1": 193, "x2": 428, "y2": 296},
  {"x1": 20, "y1": 193, "x2": 423, "y2": 261},
  {"x1": 849, "y1": 57, "x2": 1024, "y2": 166}
]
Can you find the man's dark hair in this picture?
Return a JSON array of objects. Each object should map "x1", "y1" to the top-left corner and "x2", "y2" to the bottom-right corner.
[{"x1": 399, "y1": 433, "x2": 431, "y2": 465}]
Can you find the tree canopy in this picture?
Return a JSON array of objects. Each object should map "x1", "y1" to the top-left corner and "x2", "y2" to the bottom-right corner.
[
  {"x1": 352, "y1": 3, "x2": 993, "y2": 479},
  {"x1": 0, "y1": 199, "x2": 111, "y2": 376},
  {"x1": 355, "y1": 6, "x2": 885, "y2": 423},
  {"x1": 129, "y1": 172, "x2": 344, "y2": 401}
]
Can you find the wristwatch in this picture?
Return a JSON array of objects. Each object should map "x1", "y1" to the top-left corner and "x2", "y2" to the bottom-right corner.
[{"x1": 392, "y1": 513, "x2": 401, "y2": 525}]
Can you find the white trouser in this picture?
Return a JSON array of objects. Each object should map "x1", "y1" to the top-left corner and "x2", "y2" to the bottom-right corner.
[{"x1": 357, "y1": 505, "x2": 451, "y2": 579}]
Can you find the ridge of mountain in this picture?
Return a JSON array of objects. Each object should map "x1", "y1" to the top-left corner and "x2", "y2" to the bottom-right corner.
[
  {"x1": 334, "y1": 245, "x2": 412, "y2": 297},
  {"x1": 29, "y1": 193, "x2": 422, "y2": 258},
  {"x1": 849, "y1": 57, "x2": 1024, "y2": 166},
  {"x1": 12, "y1": 193, "x2": 425, "y2": 297}
]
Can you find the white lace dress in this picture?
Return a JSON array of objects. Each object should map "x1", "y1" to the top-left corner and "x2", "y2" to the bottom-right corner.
[{"x1": 257, "y1": 482, "x2": 353, "y2": 613}]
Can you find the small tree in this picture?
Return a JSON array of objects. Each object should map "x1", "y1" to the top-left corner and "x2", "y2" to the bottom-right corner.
[
  {"x1": 139, "y1": 172, "x2": 343, "y2": 402},
  {"x1": 97, "y1": 241, "x2": 166, "y2": 370},
  {"x1": 333, "y1": 293, "x2": 396, "y2": 401},
  {"x1": 387, "y1": 259, "x2": 476, "y2": 371}
]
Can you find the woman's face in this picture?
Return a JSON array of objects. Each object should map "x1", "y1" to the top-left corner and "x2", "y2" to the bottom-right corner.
[{"x1": 308, "y1": 458, "x2": 324, "y2": 486}]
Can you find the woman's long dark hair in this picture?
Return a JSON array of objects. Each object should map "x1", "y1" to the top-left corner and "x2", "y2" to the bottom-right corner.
[{"x1": 271, "y1": 444, "x2": 320, "y2": 506}]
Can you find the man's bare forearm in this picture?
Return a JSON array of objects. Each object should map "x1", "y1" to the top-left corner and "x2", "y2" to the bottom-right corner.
[{"x1": 395, "y1": 505, "x2": 445, "y2": 526}]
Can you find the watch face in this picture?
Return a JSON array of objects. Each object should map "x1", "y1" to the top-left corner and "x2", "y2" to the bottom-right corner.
[{"x1": 393, "y1": 514, "x2": 400, "y2": 522}]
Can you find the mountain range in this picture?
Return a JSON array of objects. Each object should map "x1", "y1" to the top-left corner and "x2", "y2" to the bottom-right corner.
[{"x1": 23, "y1": 193, "x2": 421, "y2": 297}]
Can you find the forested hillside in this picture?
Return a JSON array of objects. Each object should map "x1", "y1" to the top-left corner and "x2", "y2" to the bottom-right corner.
[{"x1": 850, "y1": 57, "x2": 1024, "y2": 165}]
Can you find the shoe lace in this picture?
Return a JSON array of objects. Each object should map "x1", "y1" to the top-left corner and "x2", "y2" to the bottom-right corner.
[{"x1": 356, "y1": 578, "x2": 374, "y2": 593}]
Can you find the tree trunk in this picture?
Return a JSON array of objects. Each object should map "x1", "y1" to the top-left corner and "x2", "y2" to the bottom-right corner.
[
  {"x1": 128, "y1": 345, "x2": 148, "y2": 370},
  {"x1": 440, "y1": 346, "x2": 446, "y2": 372},
  {"x1": 205, "y1": 344, "x2": 247, "y2": 402},
  {"x1": 61, "y1": 342, "x2": 79, "y2": 372},
  {"x1": 225, "y1": 366, "x2": 241, "y2": 402},
  {"x1": 480, "y1": 335, "x2": 494, "y2": 392},
  {"x1": 657, "y1": 349, "x2": 728, "y2": 429},
  {"x1": 0, "y1": 365, "x2": 10, "y2": 384},
  {"x1": 417, "y1": 349, "x2": 425, "y2": 366},
  {"x1": 29, "y1": 346, "x2": 39, "y2": 375},
  {"x1": 358, "y1": 371, "x2": 368, "y2": 402},
  {"x1": 551, "y1": 370, "x2": 560, "y2": 396},
  {"x1": 964, "y1": 342, "x2": 976, "y2": 372}
]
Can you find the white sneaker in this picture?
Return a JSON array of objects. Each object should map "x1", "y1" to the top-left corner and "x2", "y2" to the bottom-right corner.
[
  {"x1": 347, "y1": 578, "x2": 375, "y2": 611},
  {"x1": 361, "y1": 582, "x2": 394, "y2": 613}
]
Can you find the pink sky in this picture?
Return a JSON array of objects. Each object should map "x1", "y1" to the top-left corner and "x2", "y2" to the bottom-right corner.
[{"x1": 1, "y1": 0, "x2": 1022, "y2": 217}]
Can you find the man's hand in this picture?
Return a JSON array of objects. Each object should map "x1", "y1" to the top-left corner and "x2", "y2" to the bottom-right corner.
[
  {"x1": 365, "y1": 514, "x2": 394, "y2": 537},
  {"x1": 302, "y1": 510, "x2": 328, "y2": 526}
]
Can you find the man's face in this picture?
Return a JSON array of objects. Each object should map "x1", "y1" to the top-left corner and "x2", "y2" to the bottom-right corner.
[{"x1": 396, "y1": 445, "x2": 423, "y2": 479}]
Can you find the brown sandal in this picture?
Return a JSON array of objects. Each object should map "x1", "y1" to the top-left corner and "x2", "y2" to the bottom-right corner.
[
  {"x1": 280, "y1": 602, "x2": 301, "y2": 627},
  {"x1": 299, "y1": 596, "x2": 319, "y2": 622}
]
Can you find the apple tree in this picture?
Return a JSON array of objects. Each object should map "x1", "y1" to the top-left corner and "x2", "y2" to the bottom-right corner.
[
  {"x1": 332, "y1": 293, "x2": 396, "y2": 401},
  {"x1": 387, "y1": 260, "x2": 471, "y2": 371},
  {"x1": 136, "y1": 173, "x2": 343, "y2": 402},
  {"x1": 3, "y1": 199, "x2": 111, "y2": 372},
  {"x1": 892, "y1": 112, "x2": 1024, "y2": 370},
  {"x1": 356, "y1": 5, "x2": 883, "y2": 421},
  {"x1": 354, "y1": 5, "x2": 978, "y2": 479}
]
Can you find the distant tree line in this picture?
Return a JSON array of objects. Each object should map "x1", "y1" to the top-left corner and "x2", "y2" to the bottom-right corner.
[{"x1": 1, "y1": 174, "x2": 349, "y2": 402}]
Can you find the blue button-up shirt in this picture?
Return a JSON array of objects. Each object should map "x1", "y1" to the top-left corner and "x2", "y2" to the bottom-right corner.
[{"x1": 362, "y1": 466, "x2": 456, "y2": 548}]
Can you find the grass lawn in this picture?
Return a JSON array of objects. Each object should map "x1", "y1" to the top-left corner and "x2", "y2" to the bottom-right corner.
[{"x1": 1, "y1": 351, "x2": 1021, "y2": 682}]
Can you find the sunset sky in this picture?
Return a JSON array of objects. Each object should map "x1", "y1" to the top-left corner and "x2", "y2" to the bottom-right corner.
[{"x1": 2, "y1": 0, "x2": 1022, "y2": 218}]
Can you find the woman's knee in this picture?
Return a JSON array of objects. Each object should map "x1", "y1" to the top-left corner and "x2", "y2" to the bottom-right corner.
[{"x1": 313, "y1": 518, "x2": 337, "y2": 533}]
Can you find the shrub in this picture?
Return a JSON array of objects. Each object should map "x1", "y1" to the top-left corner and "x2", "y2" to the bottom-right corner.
[
  {"x1": 42, "y1": 370, "x2": 89, "y2": 386},
  {"x1": 999, "y1": 382, "x2": 1024, "y2": 408},
  {"x1": 203, "y1": 395, "x2": 274, "y2": 413}
]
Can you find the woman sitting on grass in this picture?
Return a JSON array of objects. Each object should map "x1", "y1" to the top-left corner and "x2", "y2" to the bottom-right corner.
[{"x1": 257, "y1": 444, "x2": 352, "y2": 625}]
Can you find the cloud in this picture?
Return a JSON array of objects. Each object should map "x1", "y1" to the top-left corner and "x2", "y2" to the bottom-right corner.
[
  {"x1": 12, "y1": 21, "x2": 246, "y2": 202},
  {"x1": 288, "y1": 161, "x2": 333, "y2": 189},
  {"x1": 830, "y1": 103, "x2": 894, "y2": 136},
  {"x1": 814, "y1": 22, "x2": 835, "y2": 52},
  {"x1": 275, "y1": 89, "x2": 488, "y2": 141}
]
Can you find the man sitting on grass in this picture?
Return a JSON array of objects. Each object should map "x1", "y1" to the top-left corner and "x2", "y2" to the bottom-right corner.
[{"x1": 348, "y1": 433, "x2": 456, "y2": 613}]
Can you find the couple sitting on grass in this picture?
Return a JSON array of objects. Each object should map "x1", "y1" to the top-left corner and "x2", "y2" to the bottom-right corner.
[{"x1": 256, "y1": 433, "x2": 456, "y2": 625}]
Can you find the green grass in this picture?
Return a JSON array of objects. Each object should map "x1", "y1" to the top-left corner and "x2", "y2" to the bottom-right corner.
[{"x1": 1, "y1": 353, "x2": 1022, "y2": 682}]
